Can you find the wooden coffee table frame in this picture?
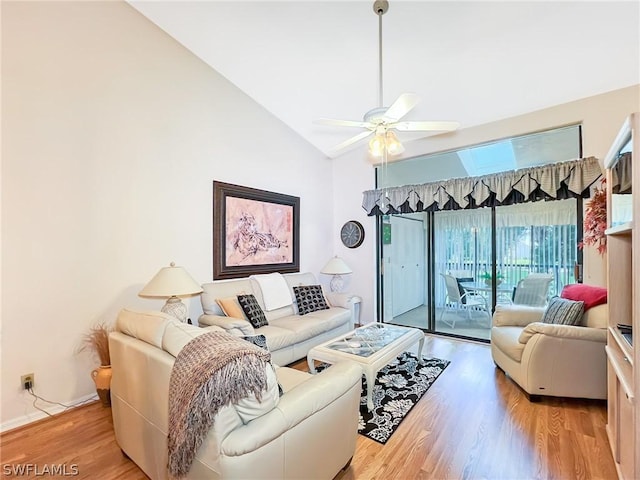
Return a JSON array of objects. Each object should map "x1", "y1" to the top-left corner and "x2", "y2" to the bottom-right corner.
[{"x1": 307, "y1": 325, "x2": 425, "y2": 411}]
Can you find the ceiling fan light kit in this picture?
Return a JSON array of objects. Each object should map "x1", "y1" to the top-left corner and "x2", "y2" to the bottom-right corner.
[
  {"x1": 315, "y1": 0, "x2": 459, "y2": 158},
  {"x1": 369, "y1": 130, "x2": 404, "y2": 157}
]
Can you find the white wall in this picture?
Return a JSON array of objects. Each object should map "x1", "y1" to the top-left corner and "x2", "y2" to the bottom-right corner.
[
  {"x1": 333, "y1": 85, "x2": 640, "y2": 319},
  {"x1": 1, "y1": 1, "x2": 334, "y2": 429}
]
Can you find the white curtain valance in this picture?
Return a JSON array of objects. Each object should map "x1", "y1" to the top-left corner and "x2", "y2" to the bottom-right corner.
[
  {"x1": 362, "y1": 156, "x2": 602, "y2": 216},
  {"x1": 433, "y1": 198, "x2": 577, "y2": 230}
]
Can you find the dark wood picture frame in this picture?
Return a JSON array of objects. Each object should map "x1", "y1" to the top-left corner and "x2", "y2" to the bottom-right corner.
[{"x1": 213, "y1": 181, "x2": 300, "y2": 280}]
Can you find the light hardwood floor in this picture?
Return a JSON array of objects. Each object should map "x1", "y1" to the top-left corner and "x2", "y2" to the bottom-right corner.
[{"x1": 0, "y1": 335, "x2": 616, "y2": 479}]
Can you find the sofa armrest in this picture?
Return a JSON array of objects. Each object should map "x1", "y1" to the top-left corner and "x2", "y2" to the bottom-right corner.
[
  {"x1": 221, "y1": 361, "x2": 362, "y2": 456},
  {"x1": 492, "y1": 304, "x2": 546, "y2": 327},
  {"x1": 275, "y1": 361, "x2": 362, "y2": 428},
  {"x1": 519, "y1": 322, "x2": 607, "y2": 344},
  {"x1": 198, "y1": 314, "x2": 255, "y2": 336},
  {"x1": 325, "y1": 292, "x2": 351, "y2": 309}
]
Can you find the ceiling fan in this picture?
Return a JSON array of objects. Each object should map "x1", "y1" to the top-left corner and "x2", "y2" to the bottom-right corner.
[{"x1": 315, "y1": 0, "x2": 459, "y2": 158}]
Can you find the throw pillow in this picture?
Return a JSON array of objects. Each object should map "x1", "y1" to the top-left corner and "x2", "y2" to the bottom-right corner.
[
  {"x1": 242, "y1": 334, "x2": 268, "y2": 350},
  {"x1": 293, "y1": 285, "x2": 330, "y2": 315},
  {"x1": 542, "y1": 297, "x2": 584, "y2": 326},
  {"x1": 561, "y1": 284, "x2": 607, "y2": 311},
  {"x1": 242, "y1": 334, "x2": 283, "y2": 397},
  {"x1": 237, "y1": 294, "x2": 268, "y2": 328},
  {"x1": 216, "y1": 297, "x2": 246, "y2": 319}
]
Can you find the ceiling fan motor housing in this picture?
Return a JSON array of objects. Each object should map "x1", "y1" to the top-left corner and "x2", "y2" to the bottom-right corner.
[{"x1": 364, "y1": 107, "x2": 389, "y2": 124}]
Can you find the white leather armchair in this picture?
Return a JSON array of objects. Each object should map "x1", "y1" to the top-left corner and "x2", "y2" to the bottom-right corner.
[{"x1": 491, "y1": 303, "x2": 608, "y2": 400}]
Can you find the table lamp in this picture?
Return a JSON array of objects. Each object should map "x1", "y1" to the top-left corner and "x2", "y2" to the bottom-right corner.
[
  {"x1": 139, "y1": 262, "x2": 203, "y2": 322},
  {"x1": 321, "y1": 256, "x2": 352, "y2": 293}
]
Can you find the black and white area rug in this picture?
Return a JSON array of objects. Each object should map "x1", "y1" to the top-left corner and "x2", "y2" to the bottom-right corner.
[{"x1": 318, "y1": 352, "x2": 450, "y2": 444}]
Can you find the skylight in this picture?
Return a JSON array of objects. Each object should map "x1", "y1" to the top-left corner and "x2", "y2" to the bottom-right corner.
[
  {"x1": 458, "y1": 141, "x2": 516, "y2": 176},
  {"x1": 378, "y1": 124, "x2": 582, "y2": 188}
]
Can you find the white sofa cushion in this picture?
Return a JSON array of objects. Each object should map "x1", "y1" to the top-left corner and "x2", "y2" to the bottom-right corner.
[
  {"x1": 492, "y1": 304, "x2": 545, "y2": 327},
  {"x1": 253, "y1": 325, "x2": 299, "y2": 351},
  {"x1": 304, "y1": 307, "x2": 351, "y2": 325},
  {"x1": 163, "y1": 321, "x2": 224, "y2": 357},
  {"x1": 269, "y1": 308, "x2": 350, "y2": 343},
  {"x1": 116, "y1": 309, "x2": 172, "y2": 348}
]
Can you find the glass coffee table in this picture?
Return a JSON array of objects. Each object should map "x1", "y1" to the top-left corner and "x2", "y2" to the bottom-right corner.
[{"x1": 307, "y1": 324, "x2": 425, "y2": 411}]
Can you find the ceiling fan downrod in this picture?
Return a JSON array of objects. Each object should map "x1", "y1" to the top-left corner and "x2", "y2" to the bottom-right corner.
[{"x1": 373, "y1": 0, "x2": 388, "y2": 109}]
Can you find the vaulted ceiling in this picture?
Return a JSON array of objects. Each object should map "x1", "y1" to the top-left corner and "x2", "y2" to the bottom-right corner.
[{"x1": 129, "y1": 1, "x2": 640, "y2": 160}]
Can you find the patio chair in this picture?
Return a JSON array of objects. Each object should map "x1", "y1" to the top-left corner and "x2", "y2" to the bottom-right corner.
[
  {"x1": 447, "y1": 270, "x2": 474, "y2": 302},
  {"x1": 439, "y1": 273, "x2": 490, "y2": 328},
  {"x1": 512, "y1": 274, "x2": 553, "y2": 307}
]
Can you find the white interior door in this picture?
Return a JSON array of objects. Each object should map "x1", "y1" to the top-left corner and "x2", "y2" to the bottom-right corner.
[{"x1": 391, "y1": 216, "x2": 425, "y2": 316}]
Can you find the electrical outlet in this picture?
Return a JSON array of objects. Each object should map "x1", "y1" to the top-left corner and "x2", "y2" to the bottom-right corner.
[{"x1": 21, "y1": 373, "x2": 34, "y2": 390}]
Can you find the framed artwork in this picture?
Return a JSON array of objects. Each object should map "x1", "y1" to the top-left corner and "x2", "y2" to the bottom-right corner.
[{"x1": 213, "y1": 181, "x2": 300, "y2": 280}]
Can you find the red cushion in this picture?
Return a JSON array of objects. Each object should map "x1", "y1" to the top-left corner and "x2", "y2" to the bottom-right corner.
[{"x1": 561, "y1": 284, "x2": 607, "y2": 310}]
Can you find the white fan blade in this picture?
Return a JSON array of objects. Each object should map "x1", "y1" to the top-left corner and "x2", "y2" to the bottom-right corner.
[
  {"x1": 393, "y1": 120, "x2": 460, "y2": 132},
  {"x1": 329, "y1": 130, "x2": 374, "y2": 154},
  {"x1": 315, "y1": 118, "x2": 373, "y2": 129},
  {"x1": 382, "y1": 93, "x2": 421, "y2": 122}
]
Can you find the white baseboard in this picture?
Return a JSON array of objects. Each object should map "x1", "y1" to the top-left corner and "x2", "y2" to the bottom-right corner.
[{"x1": 1, "y1": 393, "x2": 99, "y2": 433}]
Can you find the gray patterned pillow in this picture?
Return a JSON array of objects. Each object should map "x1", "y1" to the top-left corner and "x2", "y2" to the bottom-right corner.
[
  {"x1": 237, "y1": 294, "x2": 268, "y2": 328},
  {"x1": 242, "y1": 334, "x2": 268, "y2": 350},
  {"x1": 293, "y1": 285, "x2": 329, "y2": 315},
  {"x1": 541, "y1": 297, "x2": 584, "y2": 326}
]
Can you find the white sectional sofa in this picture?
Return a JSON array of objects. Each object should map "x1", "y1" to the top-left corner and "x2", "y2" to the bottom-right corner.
[
  {"x1": 110, "y1": 309, "x2": 362, "y2": 480},
  {"x1": 199, "y1": 272, "x2": 356, "y2": 366}
]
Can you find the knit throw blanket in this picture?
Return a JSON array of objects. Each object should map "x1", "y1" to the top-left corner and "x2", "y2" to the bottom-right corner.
[{"x1": 167, "y1": 331, "x2": 271, "y2": 479}]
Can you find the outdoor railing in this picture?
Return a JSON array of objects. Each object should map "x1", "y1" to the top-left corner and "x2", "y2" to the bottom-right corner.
[{"x1": 441, "y1": 262, "x2": 578, "y2": 297}]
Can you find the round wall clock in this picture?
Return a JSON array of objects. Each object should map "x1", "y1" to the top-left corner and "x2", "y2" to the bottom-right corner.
[{"x1": 340, "y1": 220, "x2": 365, "y2": 248}]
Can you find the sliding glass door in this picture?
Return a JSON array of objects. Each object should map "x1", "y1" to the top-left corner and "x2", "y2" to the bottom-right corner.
[
  {"x1": 384, "y1": 199, "x2": 579, "y2": 342},
  {"x1": 494, "y1": 200, "x2": 579, "y2": 296},
  {"x1": 433, "y1": 208, "x2": 493, "y2": 339}
]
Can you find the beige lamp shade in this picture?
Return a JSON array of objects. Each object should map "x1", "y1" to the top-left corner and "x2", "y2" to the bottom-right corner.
[
  {"x1": 139, "y1": 262, "x2": 203, "y2": 297},
  {"x1": 139, "y1": 262, "x2": 203, "y2": 323},
  {"x1": 321, "y1": 256, "x2": 353, "y2": 275},
  {"x1": 321, "y1": 256, "x2": 352, "y2": 293}
]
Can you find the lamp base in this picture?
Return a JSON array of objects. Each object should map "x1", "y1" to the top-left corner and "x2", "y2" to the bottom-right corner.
[
  {"x1": 161, "y1": 296, "x2": 188, "y2": 323},
  {"x1": 330, "y1": 275, "x2": 344, "y2": 293}
]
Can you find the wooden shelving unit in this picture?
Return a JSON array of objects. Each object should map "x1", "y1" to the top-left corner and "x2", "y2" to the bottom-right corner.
[{"x1": 605, "y1": 112, "x2": 639, "y2": 480}]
